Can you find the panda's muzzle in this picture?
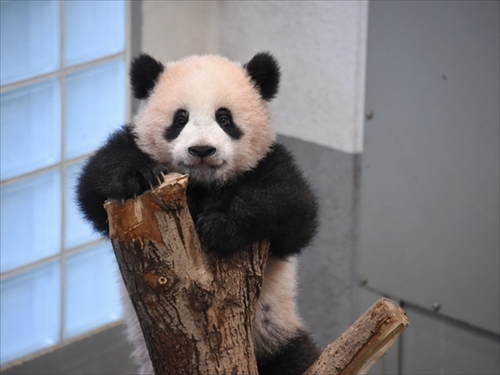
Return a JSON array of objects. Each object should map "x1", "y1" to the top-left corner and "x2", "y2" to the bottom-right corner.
[{"x1": 188, "y1": 146, "x2": 216, "y2": 159}]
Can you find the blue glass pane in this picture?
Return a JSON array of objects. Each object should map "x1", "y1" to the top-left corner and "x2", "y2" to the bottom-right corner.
[
  {"x1": 65, "y1": 162, "x2": 101, "y2": 249},
  {"x1": 0, "y1": 262, "x2": 60, "y2": 365},
  {"x1": 0, "y1": 0, "x2": 59, "y2": 85},
  {"x1": 64, "y1": 0, "x2": 125, "y2": 66},
  {"x1": 65, "y1": 59, "x2": 125, "y2": 159},
  {"x1": 0, "y1": 171, "x2": 61, "y2": 273},
  {"x1": 1, "y1": 79, "x2": 61, "y2": 181},
  {"x1": 65, "y1": 243, "x2": 122, "y2": 338}
]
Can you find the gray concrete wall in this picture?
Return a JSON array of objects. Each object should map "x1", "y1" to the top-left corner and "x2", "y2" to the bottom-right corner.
[
  {"x1": 141, "y1": 0, "x2": 368, "y2": 154},
  {"x1": 213, "y1": 1, "x2": 367, "y2": 154}
]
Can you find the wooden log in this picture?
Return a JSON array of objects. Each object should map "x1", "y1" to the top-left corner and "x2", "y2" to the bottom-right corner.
[
  {"x1": 104, "y1": 173, "x2": 269, "y2": 375},
  {"x1": 304, "y1": 298, "x2": 409, "y2": 375}
]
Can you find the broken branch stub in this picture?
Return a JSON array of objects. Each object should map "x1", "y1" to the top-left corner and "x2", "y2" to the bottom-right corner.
[{"x1": 304, "y1": 298, "x2": 409, "y2": 375}]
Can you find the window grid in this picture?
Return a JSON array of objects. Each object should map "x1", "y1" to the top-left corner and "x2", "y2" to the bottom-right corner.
[{"x1": 0, "y1": 0, "x2": 130, "y2": 367}]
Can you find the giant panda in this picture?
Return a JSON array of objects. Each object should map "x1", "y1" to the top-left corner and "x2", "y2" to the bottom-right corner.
[{"x1": 76, "y1": 52, "x2": 320, "y2": 375}]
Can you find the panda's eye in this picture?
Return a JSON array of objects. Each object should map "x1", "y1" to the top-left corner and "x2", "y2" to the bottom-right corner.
[
  {"x1": 173, "y1": 109, "x2": 189, "y2": 127},
  {"x1": 216, "y1": 108, "x2": 232, "y2": 127},
  {"x1": 217, "y1": 115, "x2": 230, "y2": 127},
  {"x1": 165, "y1": 109, "x2": 189, "y2": 141},
  {"x1": 215, "y1": 108, "x2": 243, "y2": 140}
]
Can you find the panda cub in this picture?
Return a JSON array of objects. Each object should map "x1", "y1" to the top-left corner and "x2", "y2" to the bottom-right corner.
[{"x1": 77, "y1": 52, "x2": 320, "y2": 375}]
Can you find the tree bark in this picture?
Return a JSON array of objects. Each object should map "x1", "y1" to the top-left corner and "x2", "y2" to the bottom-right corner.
[
  {"x1": 304, "y1": 298, "x2": 409, "y2": 375},
  {"x1": 104, "y1": 173, "x2": 269, "y2": 375},
  {"x1": 105, "y1": 172, "x2": 408, "y2": 375}
]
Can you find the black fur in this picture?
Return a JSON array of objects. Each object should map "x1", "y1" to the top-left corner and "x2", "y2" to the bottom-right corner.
[
  {"x1": 257, "y1": 330, "x2": 321, "y2": 375},
  {"x1": 165, "y1": 109, "x2": 189, "y2": 141},
  {"x1": 215, "y1": 107, "x2": 243, "y2": 140},
  {"x1": 76, "y1": 125, "x2": 167, "y2": 234},
  {"x1": 190, "y1": 144, "x2": 317, "y2": 257},
  {"x1": 77, "y1": 126, "x2": 317, "y2": 259},
  {"x1": 130, "y1": 54, "x2": 165, "y2": 99},
  {"x1": 245, "y1": 52, "x2": 281, "y2": 101}
]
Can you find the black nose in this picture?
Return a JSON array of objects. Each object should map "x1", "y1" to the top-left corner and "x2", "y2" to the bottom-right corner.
[{"x1": 188, "y1": 146, "x2": 216, "y2": 158}]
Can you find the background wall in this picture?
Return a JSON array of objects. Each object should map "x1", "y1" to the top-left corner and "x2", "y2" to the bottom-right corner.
[
  {"x1": 359, "y1": 1, "x2": 499, "y2": 373},
  {"x1": 8, "y1": 1, "x2": 499, "y2": 373},
  {"x1": 141, "y1": 1, "x2": 367, "y2": 154}
]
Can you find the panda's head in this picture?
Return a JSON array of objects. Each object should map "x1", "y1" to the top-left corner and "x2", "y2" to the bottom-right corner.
[{"x1": 130, "y1": 52, "x2": 280, "y2": 185}]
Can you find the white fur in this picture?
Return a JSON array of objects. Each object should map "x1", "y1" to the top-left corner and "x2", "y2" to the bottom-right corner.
[
  {"x1": 169, "y1": 115, "x2": 237, "y2": 184},
  {"x1": 253, "y1": 257, "x2": 303, "y2": 357}
]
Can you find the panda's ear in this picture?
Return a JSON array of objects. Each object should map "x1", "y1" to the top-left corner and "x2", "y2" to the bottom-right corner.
[
  {"x1": 129, "y1": 53, "x2": 165, "y2": 99},
  {"x1": 244, "y1": 52, "x2": 281, "y2": 101}
]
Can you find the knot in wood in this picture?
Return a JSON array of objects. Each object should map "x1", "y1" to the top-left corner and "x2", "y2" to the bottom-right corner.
[
  {"x1": 144, "y1": 271, "x2": 175, "y2": 291},
  {"x1": 188, "y1": 283, "x2": 212, "y2": 311}
]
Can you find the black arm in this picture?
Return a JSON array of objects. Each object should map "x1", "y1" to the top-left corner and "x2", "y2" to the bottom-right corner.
[
  {"x1": 195, "y1": 143, "x2": 318, "y2": 258},
  {"x1": 76, "y1": 125, "x2": 166, "y2": 235}
]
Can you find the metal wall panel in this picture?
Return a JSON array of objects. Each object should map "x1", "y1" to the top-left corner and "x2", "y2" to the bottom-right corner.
[
  {"x1": 360, "y1": 0, "x2": 499, "y2": 334},
  {"x1": 402, "y1": 305, "x2": 499, "y2": 374}
]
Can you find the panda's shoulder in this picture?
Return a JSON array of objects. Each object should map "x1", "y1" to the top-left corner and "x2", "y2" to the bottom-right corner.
[
  {"x1": 90, "y1": 124, "x2": 131, "y2": 153},
  {"x1": 266, "y1": 142, "x2": 295, "y2": 162},
  {"x1": 83, "y1": 124, "x2": 155, "y2": 179},
  {"x1": 241, "y1": 142, "x2": 304, "y2": 185},
  {"x1": 107, "y1": 124, "x2": 138, "y2": 147},
  {"x1": 257, "y1": 143, "x2": 301, "y2": 175}
]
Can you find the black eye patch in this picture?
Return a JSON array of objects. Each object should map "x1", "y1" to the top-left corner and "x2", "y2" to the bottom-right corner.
[
  {"x1": 215, "y1": 108, "x2": 243, "y2": 140},
  {"x1": 165, "y1": 109, "x2": 189, "y2": 141}
]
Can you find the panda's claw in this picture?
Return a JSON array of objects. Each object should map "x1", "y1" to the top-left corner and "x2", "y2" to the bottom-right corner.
[{"x1": 156, "y1": 175, "x2": 163, "y2": 186}]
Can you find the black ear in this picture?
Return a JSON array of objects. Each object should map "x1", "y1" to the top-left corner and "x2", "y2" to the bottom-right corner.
[
  {"x1": 244, "y1": 52, "x2": 281, "y2": 101},
  {"x1": 130, "y1": 53, "x2": 164, "y2": 99}
]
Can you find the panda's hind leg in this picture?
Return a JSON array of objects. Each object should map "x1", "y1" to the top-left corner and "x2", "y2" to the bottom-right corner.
[{"x1": 257, "y1": 330, "x2": 320, "y2": 375}]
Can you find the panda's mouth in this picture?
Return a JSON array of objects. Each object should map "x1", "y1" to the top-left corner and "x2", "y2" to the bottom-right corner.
[
  {"x1": 175, "y1": 160, "x2": 231, "y2": 184},
  {"x1": 179, "y1": 160, "x2": 225, "y2": 171}
]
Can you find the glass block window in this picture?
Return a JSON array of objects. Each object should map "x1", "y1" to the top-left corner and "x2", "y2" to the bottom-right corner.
[{"x1": 0, "y1": 0, "x2": 126, "y2": 367}]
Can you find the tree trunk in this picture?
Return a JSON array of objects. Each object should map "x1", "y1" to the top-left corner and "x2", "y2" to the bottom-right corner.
[
  {"x1": 104, "y1": 172, "x2": 408, "y2": 375},
  {"x1": 104, "y1": 173, "x2": 269, "y2": 375}
]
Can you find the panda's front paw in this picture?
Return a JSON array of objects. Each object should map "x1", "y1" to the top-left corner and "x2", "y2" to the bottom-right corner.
[
  {"x1": 195, "y1": 212, "x2": 247, "y2": 256},
  {"x1": 109, "y1": 162, "x2": 167, "y2": 200}
]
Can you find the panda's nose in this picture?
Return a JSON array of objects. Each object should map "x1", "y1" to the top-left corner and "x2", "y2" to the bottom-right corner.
[{"x1": 188, "y1": 146, "x2": 216, "y2": 158}]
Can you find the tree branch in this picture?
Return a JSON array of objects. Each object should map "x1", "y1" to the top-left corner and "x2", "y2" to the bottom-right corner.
[{"x1": 305, "y1": 298, "x2": 409, "y2": 375}]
